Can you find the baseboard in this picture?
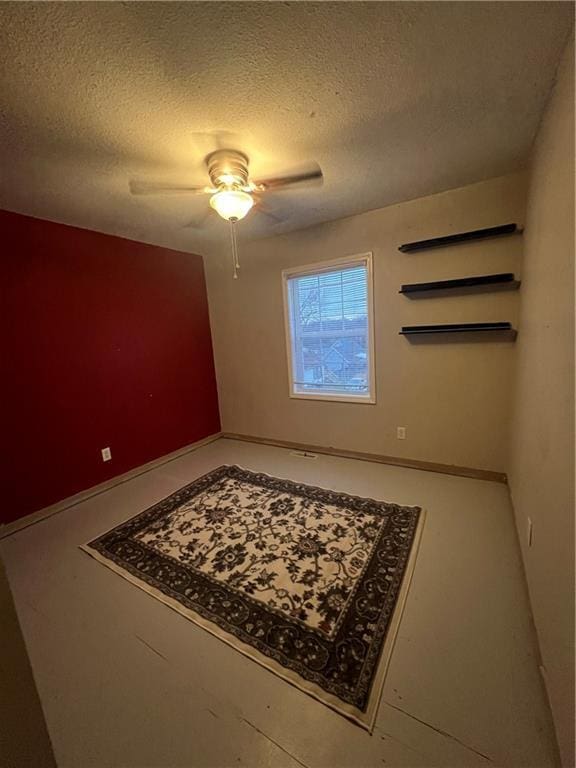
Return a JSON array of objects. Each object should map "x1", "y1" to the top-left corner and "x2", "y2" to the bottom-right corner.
[
  {"x1": 221, "y1": 432, "x2": 507, "y2": 484},
  {"x1": 0, "y1": 432, "x2": 222, "y2": 539},
  {"x1": 1, "y1": 429, "x2": 505, "y2": 540}
]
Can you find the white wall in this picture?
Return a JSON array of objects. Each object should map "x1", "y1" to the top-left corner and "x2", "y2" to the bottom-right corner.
[
  {"x1": 508, "y1": 34, "x2": 575, "y2": 767},
  {"x1": 205, "y1": 172, "x2": 526, "y2": 473}
]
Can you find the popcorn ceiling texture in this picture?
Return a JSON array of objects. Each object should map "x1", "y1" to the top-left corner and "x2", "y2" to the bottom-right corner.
[{"x1": 0, "y1": 2, "x2": 571, "y2": 255}]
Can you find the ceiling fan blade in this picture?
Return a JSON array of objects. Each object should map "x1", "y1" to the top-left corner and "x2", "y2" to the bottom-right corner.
[
  {"x1": 254, "y1": 199, "x2": 285, "y2": 224},
  {"x1": 129, "y1": 180, "x2": 212, "y2": 195},
  {"x1": 182, "y1": 207, "x2": 214, "y2": 229},
  {"x1": 253, "y1": 163, "x2": 323, "y2": 192}
]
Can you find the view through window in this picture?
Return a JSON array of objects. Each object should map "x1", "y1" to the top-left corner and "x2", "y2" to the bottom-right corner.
[{"x1": 284, "y1": 255, "x2": 374, "y2": 401}]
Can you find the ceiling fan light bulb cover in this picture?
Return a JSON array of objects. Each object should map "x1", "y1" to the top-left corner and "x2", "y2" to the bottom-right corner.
[{"x1": 210, "y1": 190, "x2": 254, "y2": 221}]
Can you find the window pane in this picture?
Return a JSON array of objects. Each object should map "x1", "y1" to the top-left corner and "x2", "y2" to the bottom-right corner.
[{"x1": 286, "y1": 261, "x2": 372, "y2": 399}]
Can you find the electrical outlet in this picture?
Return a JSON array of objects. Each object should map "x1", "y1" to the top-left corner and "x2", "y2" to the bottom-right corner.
[
  {"x1": 397, "y1": 426, "x2": 406, "y2": 440},
  {"x1": 527, "y1": 517, "x2": 534, "y2": 548},
  {"x1": 101, "y1": 447, "x2": 112, "y2": 462}
]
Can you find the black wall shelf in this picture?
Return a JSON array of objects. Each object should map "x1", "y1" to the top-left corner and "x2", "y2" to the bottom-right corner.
[
  {"x1": 399, "y1": 273, "x2": 521, "y2": 298},
  {"x1": 400, "y1": 322, "x2": 517, "y2": 341},
  {"x1": 399, "y1": 223, "x2": 520, "y2": 253}
]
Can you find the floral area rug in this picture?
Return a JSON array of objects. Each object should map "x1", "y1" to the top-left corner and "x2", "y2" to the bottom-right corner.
[{"x1": 82, "y1": 465, "x2": 424, "y2": 728}]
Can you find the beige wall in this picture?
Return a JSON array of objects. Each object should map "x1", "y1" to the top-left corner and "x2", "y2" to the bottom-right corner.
[
  {"x1": 205, "y1": 172, "x2": 527, "y2": 473},
  {"x1": 508, "y1": 35, "x2": 575, "y2": 767}
]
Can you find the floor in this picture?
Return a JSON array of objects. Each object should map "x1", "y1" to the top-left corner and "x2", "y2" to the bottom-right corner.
[
  {"x1": 1, "y1": 438, "x2": 559, "y2": 768},
  {"x1": 0, "y1": 558, "x2": 56, "y2": 767}
]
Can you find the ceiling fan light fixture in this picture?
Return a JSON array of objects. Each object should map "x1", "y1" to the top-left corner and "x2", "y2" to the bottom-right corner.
[
  {"x1": 129, "y1": 148, "x2": 322, "y2": 279},
  {"x1": 209, "y1": 189, "x2": 254, "y2": 221}
]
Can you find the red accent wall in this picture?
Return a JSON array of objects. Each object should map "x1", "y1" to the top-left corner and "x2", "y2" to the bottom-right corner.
[{"x1": 3, "y1": 210, "x2": 221, "y2": 524}]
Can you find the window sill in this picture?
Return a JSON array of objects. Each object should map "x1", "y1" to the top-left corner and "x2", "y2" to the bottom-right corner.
[{"x1": 289, "y1": 392, "x2": 376, "y2": 405}]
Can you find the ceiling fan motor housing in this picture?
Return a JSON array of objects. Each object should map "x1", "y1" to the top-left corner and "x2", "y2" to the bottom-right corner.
[{"x1": 206, "y1": 149, "x2": 250, "y2": 189}]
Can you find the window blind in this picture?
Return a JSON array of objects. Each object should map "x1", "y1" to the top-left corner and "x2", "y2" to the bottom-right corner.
[{"x1": 286, "y1": 262, "x2": 371, "y2": 398}]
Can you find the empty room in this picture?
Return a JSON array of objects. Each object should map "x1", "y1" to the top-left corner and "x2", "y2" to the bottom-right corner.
[{"x1": 1, "y1": 3, "x2": 574, "y2": 768}]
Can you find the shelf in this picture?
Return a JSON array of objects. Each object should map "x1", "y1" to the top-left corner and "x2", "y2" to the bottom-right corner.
[
  {"x1": 399, "y1": 223, "x2": 520, "y2": 253},
  {"x1": 399, "y1": 273, "x2": 521, "y2": 298},
  {"x1": 400, "y1": 322, "x2": 517, "y2": 341}
]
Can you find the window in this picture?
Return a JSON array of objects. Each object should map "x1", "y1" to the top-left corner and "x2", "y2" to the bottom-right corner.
[{"x1": 283, "y1": 253, "x2": 375, "y2": 403}]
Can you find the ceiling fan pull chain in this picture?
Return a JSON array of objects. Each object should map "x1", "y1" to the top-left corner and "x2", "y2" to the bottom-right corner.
[
  {"x1": 229, "y1": 217, "x2": 240, "y2": 279},
  {"x1": 229, "y1": 217, "x2": 240, "y2": 280}
]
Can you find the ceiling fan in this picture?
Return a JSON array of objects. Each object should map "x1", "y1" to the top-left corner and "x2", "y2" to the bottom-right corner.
[{"x1": 129, "y1": 150, "x2": 323, "y2": 278}]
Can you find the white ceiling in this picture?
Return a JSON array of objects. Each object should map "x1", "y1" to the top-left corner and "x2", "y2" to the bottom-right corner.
[{"x1": 0, "y1": 2, "x2": 572, "y2": 255}]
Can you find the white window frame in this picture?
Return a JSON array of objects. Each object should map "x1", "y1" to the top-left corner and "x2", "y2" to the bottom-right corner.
[{"x1": 282, "y1": 252, "x2": 376, "y2": 404}]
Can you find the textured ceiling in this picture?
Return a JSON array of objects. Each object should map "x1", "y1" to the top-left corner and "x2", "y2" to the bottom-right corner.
[{"x1": 0, "y1": 2, "x2": 572, "y2": 255}]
